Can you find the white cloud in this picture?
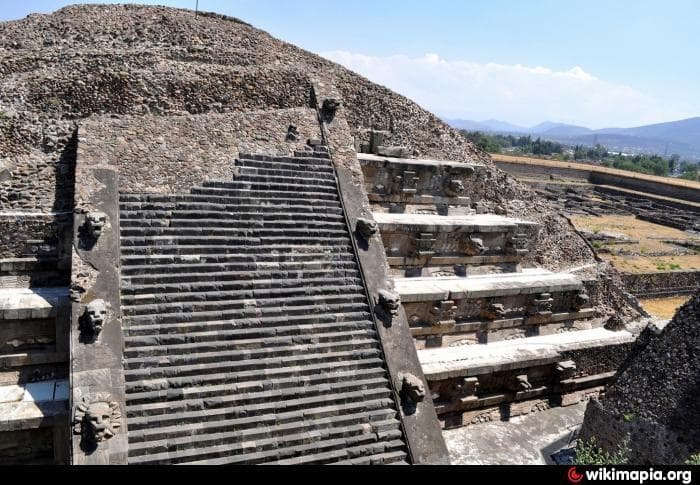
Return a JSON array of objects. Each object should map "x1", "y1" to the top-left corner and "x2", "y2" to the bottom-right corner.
[{"x1": 321, "y1": 51, "x2": 690, "y2": 129}]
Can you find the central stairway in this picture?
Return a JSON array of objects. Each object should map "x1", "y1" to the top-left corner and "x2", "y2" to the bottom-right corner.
[{"x1": 118, "y1": 151, "x2": 408, "y2": 464}]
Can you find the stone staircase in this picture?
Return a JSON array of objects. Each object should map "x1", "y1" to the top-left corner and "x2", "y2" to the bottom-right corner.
[
  {"x1": 359, "y1": 153, "x2": 634, "y2": 428},
  {"x1": 118, "y1": 151, "x2": 409, "y2": 464}
]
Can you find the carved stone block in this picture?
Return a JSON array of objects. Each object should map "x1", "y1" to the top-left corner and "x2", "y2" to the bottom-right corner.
[
  {"x1": 554, "y1": 360, "x2": 577, "y2": 381},
  {"x1": 84, "y1": 299, "x2": 107, "y2": 336},
  {"x1": 321, "y1": 98, "x2": 341, "y2": 121},
  {"x1": 85, "y1": 211, "x2": 107, "y2": 240},
  {"x1": 481, "y1": 302, "x2": 506, "y2": 321},
  {"x1": 506, "y1": 233, "x2": 529, "y2": 255},
  {"x1": 356, "y1": 217, "x2": 378, "y2": 241},
  {"x1": 377, "y1": 289, "x2": 401, "y2": 317},
  {"x1": 443, "y1": 178, "x2": 465, "y2": 197},
  {"x1": 572, "y1": 289, "x2": 590, "y2": 311},
  {"x1": 285, "y1": 124, "x2": 300, "y2": 141},
  {"x1": 414, "y1": 232, "x2": 436, "y2": 257},
  {"x1": 506, "y1": 374, "x2": 532, "y2": 392},
  {"x1": 428, "y1": 299, "x2": 457, "y2": 328},
  {"x1": 390, "y1": 170, "x2": 420, "y2": 194},
  {"x1": 530, "y1": 292, "x2": 554, "y2": 317},
  {"x1": 401, "y1": 373, "x2": 426, "y2": 404},
  {"x1": 460, "y1": 235, "x2": 485, "y2": 256},
  {"x1": 73, "y1": 393, "x2": 122, "y2": 444}
]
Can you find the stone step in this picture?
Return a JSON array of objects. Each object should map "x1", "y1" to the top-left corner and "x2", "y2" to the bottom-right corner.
[
  {"x1": 395, "y1": 269, "x2": 583, "y2": 302},
  {"x1": 190, "y1": 186, "x2": 339, "y2": 200},
  {"x1": 164, "y1": 432, "x2": 404, "y2": 465},
  {"x1": 126, "y1": 387, "x2": 393, "y2": 432},
  {"x1": 120, "y1": 251, "x2": 354, "y2": 268},
  {"x1": 127, "y1": 376, "x2": 390, "y2": 419},
  {"x1": 119, "y1": 205, "x2": 344, "y2": 218},
  {"x1": 418, "y1": 327, "x2": 635, "y2": 381},
  {"x1": 120, "y1": 213, "x2": 345, "y2": 228},
  {"x1": 234, "y1": 165, "x2": 335, "y2": 180},
  {"x1": 0, "y1": 287, "x2": 68, "y2": 320},
  {"x1": 123, "y1": 347, "x2": 382, "y2": 382},
  {"x1": 118, "y1": 151, "x2": 409, "y2": 464},
  {"x1": 126, "y1": 366, "x2": 388, "y2": 405},
  {"x1": 121, "y1": 256, "x2": 356, "y2": 276},
  {"x1": 124, "y1": 327, "x2": 376, "y2": 358},
  {"x1": 121, "y1": 267, "x2": 360, "y2": 286},
  {"x1": 120, "y1": 233, "x2": 352, "y2": 248},
  {"x1": 120, "y1": 283, "x2": 363, "y2": 308},
  {"x1": 125, "y1": 320, "x2": 375, "y2": 350},
  {"x1": 373, "y1": 212, "x2": 536, "y2": 233},
  {"x1": 124, "y1": 312, "x2": 373, "y2": 342},
  {"x1": 127, "y1": 397, "x2": 396, "y2": 446},
  {"x1": 125, "y1": 356, "x2": 387, "y2": 394},
  {"x1": 206, "y1": 174, "x2": 336, "y2": 188},
  {"x1": 121, "y1": 244, "x2": 355, "y2": 257},
  {"x1": 128, "y1": 412, "x2": 400, "y2": 464},
  {"x1": 120, "y1": 275, "x2": 364, "y2": 296},
  {"x1": 234, "y1": 158, "x2": 334, "y2": 174},
  {"x1": 123, "y1": 301, "x2": 368, "y2": 327},
  {"x1": 122, "y1": 291, "x2": 366, "y2": 316},
  {"x1": 270, "y1": 439, "x2": 406, "y2": 465},
  {"x1": 237, "y1": 154, "x2": 332, "y2": 166},
  {"x1": 120, "y1": 220, "x2": 347, "y2": 237},
  {"x1": 123, "y1": 334, "x2": 379, "y2": 368},
  {"x1": 119, "y1": 196, "x2": 340, "y2": 209},
  {"x1": 330, "y1": 450, "x2": 409, "y2": 465}
]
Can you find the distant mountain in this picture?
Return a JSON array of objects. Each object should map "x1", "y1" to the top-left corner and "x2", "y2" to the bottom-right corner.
[
  {"x1": 445, "y1": 118, "x2": 528, "y2": 133},
  {"x1": 446, "y1": 116, "x2": 700, "y2": 160},
  {"x1": 532, "y1": 122, "x2": 593, "y2": 136}
]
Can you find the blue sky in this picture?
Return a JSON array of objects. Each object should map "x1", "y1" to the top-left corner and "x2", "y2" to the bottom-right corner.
[{"x1": 3, "y1": 1, "x2": 699, "y2": 128}]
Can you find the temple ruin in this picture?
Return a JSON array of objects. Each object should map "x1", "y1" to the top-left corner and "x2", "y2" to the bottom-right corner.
[{"x1": 0, "y1": 4, "x2": 693, "y2": 465}]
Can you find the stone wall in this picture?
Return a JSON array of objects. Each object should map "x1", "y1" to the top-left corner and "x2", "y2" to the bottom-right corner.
[
  {"x1": 579, "y1": 294, "x2": 700, "y2": 464},
  {"x1": 78, "y1": 109, "x2": 321, "y2": 195},
  {"x1": 0, "y1": 213, "x2": 69, "y2": 259},
  {"x1": 621, "y1": 271, "x2": 700, "y2": 298}
]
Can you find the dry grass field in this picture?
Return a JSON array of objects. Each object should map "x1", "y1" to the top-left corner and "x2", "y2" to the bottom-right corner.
[
  {"x1": 569, "y1": 214, "x2": 700, "y2": 273},
  {"x1": 640, "y1": 296, "x2": 693, "y2": 319}
]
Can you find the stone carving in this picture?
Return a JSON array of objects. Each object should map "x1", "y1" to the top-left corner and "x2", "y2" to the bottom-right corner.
[
  {"x1": 572, "y1": 289, "x2": 590, "y2": 311},
  {"x1": 554, "y1": 360, "x2": 577, "y2": 381},
  {"x1": 481, "y1": 302, "x2": 506, "y2": 320},
  {"x1": 73, "y1": 394, "x2": 122, "y2": 444},
  {"x1": 506, "y1": 233, "x2": 529, "y2": 255},
  {"x1": 506, "y1": 374, "x2": 532, "y2": 392},
  {"x1": 428, "y1": 299, "x2": 458, "y2": 328},
  {"x1": 400, "y1": 373, "x2": 426, "y2": 404},
  {"x1": 83, "y1": 299, "x2": 107, "y2": 336},
  {"x1": 85, "y1": 211, "x2": 107, "y2": 240},
  {"x1": 443, "y1": 178, "x2": 465, "y2": 197},
  {"x1": 356, "y1": 217, "x2": 378, "y2": 241},
  {"x1": 377, "y1": 289, "x2": 401, "y2": 317},
  {"x1": 452, "y1": 377, "x2": 479, "y2": 398},
  {"x1": 531, "y1": 293, "x2": 554, "y2": 316},
  {"x1": 390, "y1": 170, "x2": 420, "y2": 194},
  {"x1": 285, "y1": 124, "x2": 300, "y2": 141},
  {"x1": 414, "y1": 232, "x2": 436, "y2": 257},
  {"x1": 461, "y1": 235, "x2": 485, "y2": 256},
  {"x1": 321, "y1": 98, "x2": 341, "y2": 121}
]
